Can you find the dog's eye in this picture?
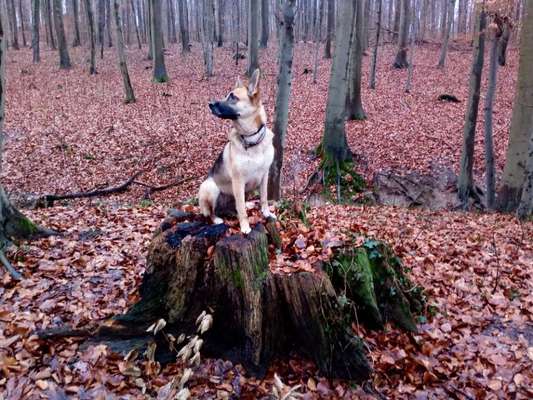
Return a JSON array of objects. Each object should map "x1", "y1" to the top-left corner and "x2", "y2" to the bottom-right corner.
[{"x1": 229, "y1": 93, "x2": 239, "y2": 101}]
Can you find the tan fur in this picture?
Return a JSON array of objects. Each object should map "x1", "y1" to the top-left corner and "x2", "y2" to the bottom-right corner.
[{"x1": 198, "y1": 70, "x2": 275, "y2": 234}]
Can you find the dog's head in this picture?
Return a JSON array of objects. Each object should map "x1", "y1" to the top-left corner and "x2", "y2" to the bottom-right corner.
[{"x1": 209, "y1": 69, "x2": 262, "y2": 121}]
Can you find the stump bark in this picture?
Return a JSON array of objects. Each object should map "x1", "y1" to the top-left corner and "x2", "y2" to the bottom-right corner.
[{"x1": 40, "y1": 210, "x2": 424, "y2": 382}]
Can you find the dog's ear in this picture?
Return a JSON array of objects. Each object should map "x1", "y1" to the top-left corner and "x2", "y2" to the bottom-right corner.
[
  {"x1": 235, "y1": 76, "x2": 244, "y2": 88},
  {"x1": 247, "y1": 69, "x2": 261, "y2": 97}
]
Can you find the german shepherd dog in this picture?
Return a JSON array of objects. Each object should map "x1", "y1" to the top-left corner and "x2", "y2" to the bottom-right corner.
[{"x1": 198, "y1": 69, "x2": 276, "y2": 234}]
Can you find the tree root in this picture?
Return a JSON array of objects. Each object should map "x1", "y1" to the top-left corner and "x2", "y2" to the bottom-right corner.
[{"x1": 0, "y1": 250, "x2": 22, "y2": 280}]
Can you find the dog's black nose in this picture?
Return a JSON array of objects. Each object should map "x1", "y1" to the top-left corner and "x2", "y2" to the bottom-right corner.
[{"x1": 208, "y1": 101, "x2": 216, "y2": 111}]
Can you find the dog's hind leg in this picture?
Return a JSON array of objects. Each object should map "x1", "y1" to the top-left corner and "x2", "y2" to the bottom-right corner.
[{"x1": 198, "y1": 177, "x2": 223, "y2": 224}]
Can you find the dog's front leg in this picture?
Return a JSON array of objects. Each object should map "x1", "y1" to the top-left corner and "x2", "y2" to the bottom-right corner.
[
  {"x1": 232, "y1": 175, "x2": 251, "y2": 234},
  {"x1": 260, "y1": 172, "x2": 276, "y2": 220}
]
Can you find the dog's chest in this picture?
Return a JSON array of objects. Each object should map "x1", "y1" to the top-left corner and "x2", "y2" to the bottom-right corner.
[{"x1": 233, "y1": 143, "x2": 274, "y2": 187}]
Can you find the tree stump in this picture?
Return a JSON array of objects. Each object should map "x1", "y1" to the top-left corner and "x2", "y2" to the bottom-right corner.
[{"x1": 39, "y1": 210, "x2": 424, "y2": 382}]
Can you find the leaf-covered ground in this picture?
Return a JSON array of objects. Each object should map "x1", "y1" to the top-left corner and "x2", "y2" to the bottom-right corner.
[{"x1": 1, "y1": 44, "x2": 531, "y2": 399}]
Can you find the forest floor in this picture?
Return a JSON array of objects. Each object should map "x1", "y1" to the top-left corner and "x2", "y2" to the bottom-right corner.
[{"x1": 1, "y1": 43, "x2": 532, "y2": 399}]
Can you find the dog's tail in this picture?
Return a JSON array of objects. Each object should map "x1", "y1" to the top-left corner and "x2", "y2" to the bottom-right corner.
[{"x1": 198, "y1": 177, "x2": 220, "y2": 218}]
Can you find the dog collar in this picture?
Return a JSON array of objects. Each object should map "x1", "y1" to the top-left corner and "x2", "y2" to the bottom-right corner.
[{"x1": 240, "y1": 124, "x2": 266, "y2": 150}]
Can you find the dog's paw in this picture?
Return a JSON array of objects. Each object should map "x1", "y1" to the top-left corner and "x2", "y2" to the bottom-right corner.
[
  {"x1": 262, "y1": 209, "x2": 277, "y2": 220},
  {"x1": 213, "y1": 217, "x2": 224, "y2": 225},
  {"x1": 240, "y1": 222, "x2": 251, "y2": 234}
]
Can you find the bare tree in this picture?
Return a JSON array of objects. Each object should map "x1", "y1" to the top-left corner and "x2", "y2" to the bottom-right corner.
[
  {"x1": 84, "y1": 0, "x2": 97, "y2": 74},
  {"x1": 53, "y1": 0, "x2": 72, "y2": 68},
  {"x1": 72, "y1": 0, "x2": 82, "y2": 46},
  {"x1": 324, "y1": 0, "x2": 334, "y2": 58},
  {"x1": 346, "y1": 0, "x2": 366, "y2": 120},
  {"x1": 457, "y1": 8, "x2": 486, "y2": 206},
  {"x1": 498, "y1": 0, "x2": 533, "y2": 213},
  {"x1": 200, "y1": 0, "x2": 215, "y2": 76},
  {"x1": 32, "y1": 0, "x2": 40, "y2": 62},
  {"x1": 113, "y1": 0, "x2": 136, "y2": 103},
  {"x1": 497, "y1": 17, "x2": 511, "y2": 66},
  {"x1": 322, "y1": 0, "x2": 355, "y2": 169},
  {"x1": 260, "y1": 0, "x2": 269, "y2": 48},
  {"x1": 437, "y1": 0, "x2": 454, "y2": 68},
  {"x1": 44, "y1": 0, "x2": 56, "y2": 49},
  {"x1": 369, "y1": 0, "x2": 382, "y2": 89},
  {"x1": 106, "y1": 0, "x2": 113, "y2": 46},
  {"x1": 167, "y1": 0, "x2": 177, "y2": 42},
  {"x1": 393, "y1": 0, "x2": 410, "y2": 68},
  {"x1": 178, "y1": 0, "x2": 190, "y2": 53},
  {"x1": 247, "y1": 0, "x2": 260, "y2": 76},
  {"x1": 19, "y1": 0, "x2": 27, "y2": 47},
  {"x1": 313, "y1": 0, "x2": 325, "y2": 83},
  {"x1": 269, "y1": 0, "x2": 297, "y2": 200},
  {"x1": 7, "y1": 0, "x2": 20, "y2": 49},
  {"x1": 130, "y1": 0, "x2": 142, "y2": 48},
  {"x1": 150, "y1": 0, "x2": 168, "y2": 82},
  {"x1": 98, "y1": 0, "x2": 105, "y2": 57}
]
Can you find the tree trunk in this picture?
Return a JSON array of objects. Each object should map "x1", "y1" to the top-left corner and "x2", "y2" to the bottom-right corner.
[
  {"x1": 369, "y1": 0, "x2": 381, "y2": 89},
  {"x1": 32, "y1": 0, "x2": 40, "y2": 62},
  {"x1": 44, "y1": 0, "x2": 56, "y2": 49},
  {"x1": 418, "y1": 0, "x2": 427, "y2": 42},
  {"x1": 457, "y1": 9, "x2": 485, "y2": 207},
  {"x1": 41, "y1": 213, "x2": 423, "y2": 379},
  {"x1": 97, "y1": 0, "x2": 105, "y2": 57},
  {"x1": 106, "y1": 0, "x2": 113, "y2": 46},
  {"x1": 151, "y1": 0, "x2": 168, "y2": 82},
  {"x1": 497, "y1": 0, "x2": 533, "y2": 212},
  {"x1": 516, "y1": 125, "x2": 533, "y2": 220},
  {"x1": 166, "y1": 0, "x2": 177, "y2": 43},
  {"x1": 483, "y1": 26, "x2": 499, "y2": 209},
  {"x1": 113, "y1": 0, "x2": 136, "y2": 103},
  {"x1": 53, "y1": 0, "x2": 72, "y2": 68},
  {"x1": 268, "y1": 0, "x2": 297, "y2": 201},
  {"x1": 393, "y1": 0, "x2": 409, "y2": 68},
  {"x1": 130, "y1": 0, "x2": 142, "y2": 48},
  {"x1": 178, "y1": 0, "x2": 190, "y2": 52},
  {"x1": 146, "y1": 0, "x2": 153, "y2": 59},
  {"x1": 72, "y1": 0, "x2": 82, "y2": 46},
  {"x1": 497, "y1": 18, "x2": 511, "y2": 66},
  {"x1": 18, "y1": 0, "x2": 27, "y2": 47},
  {"x1": 247, "y1": 0, "x2": 259, "y2": 76},
  {"x1": 346, "y1": 0, "x2": 366, "y2": 120},
  {"x1": 393, "y1": 0, "x2": 400, "y2": 42},
  {"x1": 7, "y1": 0, "x2": 20, "y2": 49},
  {"x1": 259, "y1": 0, "x2": 269, "y2": 48},
  {"x1": 312, "y1": 0, "x2": 324, "y2": 83},
  {"x1": 437, "y1": 0, "x2": 454, "y2": 68},
  {"x1": 322, "y1": 0, "x2": 355, "y2": 168},
  {"x1": 84, "y1": 0, "x2": 97, "y2": 74},
  {"x1": 200, "y1": 0, "x2": 215, "y2": 77},
  {"x1": 324, "y1": 0, "x2": 334, "y2": 58}
]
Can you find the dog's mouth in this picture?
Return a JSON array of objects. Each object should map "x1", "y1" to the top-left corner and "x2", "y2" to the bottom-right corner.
[{"x1": 209, "y1": 102, "x2": 240, "y2": 120}]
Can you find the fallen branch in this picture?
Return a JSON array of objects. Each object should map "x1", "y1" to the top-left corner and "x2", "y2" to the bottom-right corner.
[
  {"x1": 134, "y1": 176, "x2": 199, "y2": 199},
  {"x1": 0, "y1": 250, "x2": 22, "y2": 281},
  {"x1": 36, "y1": 325, "x2": 95, "y2": 340},
  {"x1": 36, "y1": 171, "x2": 143, "y2": 207}
]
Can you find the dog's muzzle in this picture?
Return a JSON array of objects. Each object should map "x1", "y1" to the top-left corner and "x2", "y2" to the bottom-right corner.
[{"x1": 209, "y1": 101, "x2": 239, "y2": 120}]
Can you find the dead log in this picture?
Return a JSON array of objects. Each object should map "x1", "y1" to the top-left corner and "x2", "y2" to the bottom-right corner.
[{"x1": 38, "y1": 211, "x2": 424, "y2": 382}]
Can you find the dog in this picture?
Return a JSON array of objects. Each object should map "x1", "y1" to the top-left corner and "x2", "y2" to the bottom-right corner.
[{"x1": 198, "y1": 69, "x2": 276, "y2": 234}]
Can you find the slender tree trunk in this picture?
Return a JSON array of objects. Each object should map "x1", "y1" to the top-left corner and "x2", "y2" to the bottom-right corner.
[
  {"x1": 437, "y1": 0, "x2": 454, "y2": 68},
  {"x1": 32, "y1": 0, "x2": 40, "y2": 62},
  {"x1": 346, "y1": 0, "x2": 366, "y2": 120},
  {"x1": 146, "y1": 0, "x2": 153, "y2": 59},
  {"x1": 269, "y1": 0, "x2": 297, "y2": 200},
  {"x1": 106, "y1": 0, "x2": 113, "y2": 46},
  {"x1": 322, "y1": 0, "x2": 355, "y2": 165},
  {"x1": 369, "y1": 0, "x2": 381, "y2": 89},
  {"x1": 312, "y1": 0, "x2": 324, "y2": 84},
  {"x1": 97, "y1": 0, "x2": 105, "y2": 57},
  {"x1": 260, "y1": 0, "x2": 269, "y2": 48},
  {"x1": 247, "y1": 0, "x2": 259, "y2": 76},
  {"x1": 418, "y1": 0, "x2": 427, "y2": 42},
  {"x1": 130, "y1": 0, "x2": 142, "y2": 48},
  {"x1": 497, "y1": 0, "x2": 533, "y2": 212},
  {"x1": 393, "y1": 0, "x2": 410, "y2": 68},
  {"x1": 483, "y1": 25, "x2": 499, "y2": 209},
  {"x1": 113, "y1": 0, "x2": 135, "y2": 103},
  {"x1": 200, "y1": 0, "x2": 215, "y2": 76},
  {"x1": 497, "y1": 18, "x2": 511, "y2": 66},
  {"x1": 457, "y1": 9, "x2": 486, "y2": 206},
  {"x1": 45, "y1": 0, "x2": 56, "y2": 49},
  {"x1": 7, "y1": 0, "x2": 20, "y2": 49},
  {"x1": 167, "y1": 0, "x2": 177, "y2": 42},
  {"x1": 324, "y1": 0, "x2": 334, "y2": 58},
  {"x1": 72, "y1": 0, "x2": 82, "y2": 46},
  {"x1": 150, "y1": 0, "x2": 168, "y2": 82},
  {"x1": 393, "y1": 0, "x2": 401, "y2": 42},
  {"x1": 178, "y1": 0, "x2": 190, "y2": 52},
  {"x1": 84, "y1": 0, "x2": 97, "y2": 74},
  {"x1": 53, "y1": 0, "x2": 72, "y2": 68},
  {"x1": 19, "y1": 0, "x2": 27, "y2": 47},
  {"x1": 516, "y1": 125, "x2": 533, "y2": 220}
]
